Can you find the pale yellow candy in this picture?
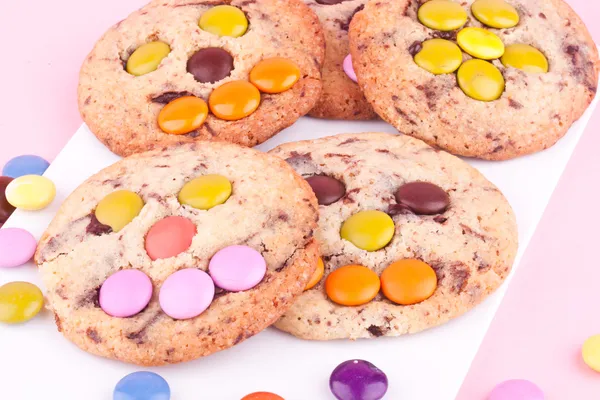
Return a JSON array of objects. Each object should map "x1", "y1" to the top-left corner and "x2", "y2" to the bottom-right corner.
[
  {"x1": 5, "y1": 175, "x2": 56, "y2": 211},
  {"x1": 414, "y1": 39, "x2": 463, "y2": 74},
  {"x1": 126, "y1": 41, "x2": 171, "y2": 76},
  {"x1": 457, "y1": 27, "x2": 505, "y2": 60},
  {"x1": 501, "y1": 44, "x2": 549, "y2": 73},
  {"x1": 583, "y1": 335, "x2": 600, "y2": 372},
  {"x1": 418, "y1": 0, "x2": 467, "y2": 31},
  {"x1": 95, "y1": 190, "x2": 144, "y2": 232},
  {"x1": 457, "y1": 59, "x2": 505, "y2": 101},
  {"x1": 471, "y1": 0, "x2": 519, "y2": 29},
  {"x1": 178, "y1": 175, "x2": 232, "y2": 210}
]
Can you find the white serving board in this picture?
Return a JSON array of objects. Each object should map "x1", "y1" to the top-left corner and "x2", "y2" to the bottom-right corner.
[{"x1": 0, "y1": 88, "x2": 598, "y2": 400}]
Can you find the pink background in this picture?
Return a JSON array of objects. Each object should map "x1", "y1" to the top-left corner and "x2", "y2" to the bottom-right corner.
[{"x1": 1, "y1": 1, "x2": 599, "y2": 398}]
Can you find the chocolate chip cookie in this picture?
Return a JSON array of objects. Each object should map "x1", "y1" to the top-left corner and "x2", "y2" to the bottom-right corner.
[
  {"x1": 269, "y1": 133, "x2": 518, "y2": 340},
  {"x1": 78, "y1": 0, "x2": 325, "y2": 157},
  {"x1": 35, "y1": 141, "x2": 319, "y2": 365},
  {"x1": 349, "y1": 0, "x2": 599, "y2": 160},
  {"x1": 304, "y1": 0, "x2": 377, "y2": 120}
]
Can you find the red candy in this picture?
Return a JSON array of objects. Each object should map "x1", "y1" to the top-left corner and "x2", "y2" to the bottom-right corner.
[{"x1": 145, "y1": 216, "x2": 197, "y2": 260}]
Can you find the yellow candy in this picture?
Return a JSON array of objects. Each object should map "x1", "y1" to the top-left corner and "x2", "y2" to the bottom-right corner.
[
  {"x1": 457, "y1": 27, "x2": 505, "y2": 60},
  {"x1": 414, "y1": 39, "x2": 463, "y2": 75},
  {"x1": 0, "y1": 282, "x2": 44, "y2": 324},
  {"x1": 471, "y1": 0, "x2": 519, "y2": 28},
  {"x1": 340, "y1": 210, "x2": 395, "y2": 252},
  {"x1": 199, "y1": 5, "x2": 248, "y2": 38},
  {"x1": 5, "y1": 175, "x2": 56, "y2": 211},
  {"x1": 583, "y1": 334, "x2": 600, "y2": 372},
  {"x1": 457, "y1": 59, "x2": 505, "y2": 101},
  {"x1": 305, "y1": 257, "x2": 325, "y2": 291},
  {"x1": 178, "y1": 175, "x2": 232, "y2": 210},
  {"x1": 126, "y1": 41, "x2": 171, "y2": 76},
  {"x1": 418, "y1": 0, "x2": 467, "y2": 31},
  {"x1": 501, "y1": 43, "x2": 549, "y2": 73},
  {"x1": 95, "y1": 190, "x2": 144, "y2": 232}
]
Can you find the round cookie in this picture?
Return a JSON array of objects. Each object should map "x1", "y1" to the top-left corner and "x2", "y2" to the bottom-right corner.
[
  {"x1": 349, "y1": 0, "x2": 599, "y2": 160},
  {"x1": 35, "y1": 142, "x2": 319, "y2": 365},
  {"x1": 269, "y1": 133, "x2": 518, "y2": 340},
  {"x1": 78, "y1": 0, "x2": 325, "y2": 157},
  {"x1": 304, "y1": 0, "x2": 377, "y2": 120}
]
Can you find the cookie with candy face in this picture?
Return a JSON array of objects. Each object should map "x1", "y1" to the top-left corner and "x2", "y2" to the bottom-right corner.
[
  {"x1": 304, "y1": 0, "x2": 377, "y2": 120},
  {"x1": 78, "y1": 0, "x2": 325, "y2": 157},
  {"x1": 349, "y1": 0, "x2": 599, "y2": 160},
  {"x1": 269, "y1": 133, "x2": 517, "y2": 340},
  {"x1": 35, "y1": 142, "x2": 319, "y2": 365}
]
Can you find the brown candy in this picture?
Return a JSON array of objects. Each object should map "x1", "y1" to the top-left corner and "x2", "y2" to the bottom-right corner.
[
  {"x1": 394, "y1": 182, "x2": 449, "y2": 215},
  {"x1": 305, "y1": 175, "x2": 346, "y2": 206},
  {"x1": 315, "y1": 0, "x2": 349, "y2": 4},
  {"x1": 187, "y1": 48, "x2": 234, "y2": 83},
  {"x1": 0, "y1": 176, "x2": 16, "y2": 224}
]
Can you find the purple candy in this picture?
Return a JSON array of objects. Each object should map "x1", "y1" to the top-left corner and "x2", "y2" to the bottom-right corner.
[
  {"x1": 489, "y1": 379, "x2": 545, "y2": 400},
  {"x1": 330, "y1": 360, "x2": 388, "y2": 400},
  {"x1": 343, "y1": 54, "x2": 358, "y2": 83}
]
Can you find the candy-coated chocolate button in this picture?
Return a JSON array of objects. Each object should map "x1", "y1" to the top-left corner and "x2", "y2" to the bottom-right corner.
[
  {"x1": 199, "y1": 5, "x2": 248, "y2": 38},
  {"x1": 95, "y1": 190, "x2": 144, "y2": 233},
  {"x1": 158, "y1": 96, "x2": 208, "y2": 135},
  {"x1": 330, "y1": 360, "x2": 388, "y2": 400},
  {"x1": 209, "y1": 245, "x2": 266, "y2": 291},
  {"x1": 418, "y1": 0, "x2": 468, "y2": 31},
  {"x1": 2, "y1": 155, "x2": 50, "y2": 178},
  {"x1": 381, "y1": 259, "x2": 437, "y2": 305},
  {"x1": 187, "y1": 48, "x2": 234, "y2": 83},
  {"x1": 488, "y1": 379, "x2": 544, "y2": 400},
  {"x1": 501, "y1": 44, "x2": 549, "y2": 73},
  {"x1": 325, "y1": 265, "x2": 380, "y2": 306},
  {"x1": 0, "y1": 281, "x2": 44, "y2": 324},
  {"x1": 471, "y1": 0, "x2": 519, "y2": 28},
  {"x1": 5, "y1": 175, "x2": 55, "y2": 211},
  {"x1": 0, "y1": 177, "x2": 16, "y2": 224},
  {"x1": 305, "y1": 175, "x2": 346, "y2": 206},
  {"x1": 99, "y1": 270, "x2": 153, "y2": 318},
  {"x1": 316, "y1": 0, "x2": 349, "y2": 4},
  {"x1": 0, "y1": 228, "x2": 36, "y2": 268},
  {"x1": 305, "y1": 257, "x2": 325, "y2": 290},
  {"x1": 209, "y1": 81, "x2": 261, "y2": 121},
  {"x1": 145, "y1": 216, "x2": 196, "y2": 260},
  {"x1": 241, "y1": 392, "x2": 284, "y2": 400},
  {"x1": 159, "y1": 268, "x2": 214, "y2": 319},
  {"x1": 414, "y1": 38, "x2": 463, "y2": 75},
  {"x1": 250, "y1": 57, "x2": 301, "y2": 94},
  {"x1": 457, "y1": 27, "x2": 505, "y2": 60},
  {"x1": 582, "y1": 334, "x2": 600, "y2": 372},
  {"x1": 457, "y1": 59, "x2": 505, "y2": 101},
  {"x1": 114, "y1": 371, "x2": 171, "y2": 400},
  {"x1": 178, "y1": 174, "x2": 232, "y2": 210},
  {"x1": 343, "y1": 54, "x2": 358, "y2": 83},
  {"x1": 340, "y1": 210, "x2": 395, "y2": 252},
  {"x1": 395, "y1": 182, "x2": 449, "y2": 215},
  {"x1": 126, "y1": 41, "x2": 171, "y2": 76}
]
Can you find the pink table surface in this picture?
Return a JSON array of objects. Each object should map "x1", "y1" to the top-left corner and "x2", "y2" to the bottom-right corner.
[{"x1": 1, "y1": 1, "x2": 599, "y2": 398}]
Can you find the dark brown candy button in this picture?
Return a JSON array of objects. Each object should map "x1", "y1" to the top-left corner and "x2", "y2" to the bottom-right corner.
[
  {"x1": 0, "y1": 176, "x2": 15, "y2": 224},
  {"x1": 394, "y1": 182, "x2": 449, "y2": 215},
  {"x1": 305, "y1": 175, "x2": 346, "y2": 206},
  {"x1": 187, "y1": 48, "x2": 234, "y2": 83},
  {"x1": 315, "y1": 0, "x2": 349, "y2": 4}
]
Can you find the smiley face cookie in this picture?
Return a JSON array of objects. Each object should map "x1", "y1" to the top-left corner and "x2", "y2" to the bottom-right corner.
[
  {"x1": 303, "y1": 0, "x2": 376, "y2": 120},
  {"x1": 349, "y1": 0, "x2": 599, "y2": 160},
  {"x1": 78, "y1": 0, "x2": 325, "y2": 157},
  {"x1": 35, "y1": 142, "x2": 319, "y2": 365},
  {"x1": 269, "y1": 133, "x2": 517, "y2": 340}
]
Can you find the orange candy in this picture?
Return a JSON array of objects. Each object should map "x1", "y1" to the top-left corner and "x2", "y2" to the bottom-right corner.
[
  {"x1": 145, "y1": 216, "x2": 197, "y2": 260},
  {"x1": 250, "y1": 57, "x2": 301, "y2": 94},
  {"x1": 158, "y1": 96, "x2": 208, "y2": 135},
  {"x1": 325, "y1": 265, "x2": 380, "y2": 306},
  {"x1": 381, "y1": 259, "x2": 437, "y2": 305},
  {"x1": 241, "y1": 392, "x2": 284, "y2": 400},
  {"x1": 305, "y1": 257, "x2": 325, "y2": 290},
  {"x1": 209, "y1": 81, "x2": 261, "y2": 121}
]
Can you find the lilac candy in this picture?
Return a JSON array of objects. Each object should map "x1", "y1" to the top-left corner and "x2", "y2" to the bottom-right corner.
[
  {"x1": 343, "y1": 54, "x2": 358, "y2": 83},
  {"x1": 0, "y1": 228, "x2": 37, "y2": 268},
  {"x1": 489, "y1": 379, "x2": 545, "y2": 400},
  {"x1": 330, "y1": 360, "x2": 388, "y2": 400}
]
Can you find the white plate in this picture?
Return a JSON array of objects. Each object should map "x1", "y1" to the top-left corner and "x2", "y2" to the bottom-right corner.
[{"x1": 1, "y1": 88, "x2": 598, "y2": 399}]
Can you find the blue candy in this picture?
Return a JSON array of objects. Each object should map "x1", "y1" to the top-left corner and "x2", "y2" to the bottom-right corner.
[
  {"x1": 114, "y1": 371, "x2": 170, "y2": 400},
  {"x1": 2, "y1": 155, "x2": 50, "y2": 178}
]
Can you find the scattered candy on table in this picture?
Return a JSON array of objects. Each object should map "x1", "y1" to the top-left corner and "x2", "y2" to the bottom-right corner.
[
  {"x1": 330, "y1": 360, "x2": 388, "y2": 400},
  {"x1": 95, "y1": 190, "x2": 144, "y2": 232},
  {"x1": 582, "y1": 334, "x2": 600, "y2": 372},
  {"x1": 241, "y1": 392, "x2": 284, "y2": 400},
  {"x1": 0, "y1": 281, "x2": 44, "y2": 324},
  {"x1": 488, "y1": 379, "x2": 545, "y2": 400},
  {"x1": 113, "y1": 371, "x2": 170, "y2": 400},
  {"x1": 209, "y1": 245, "x2": 267, "y2": 292},
  {"x1": 2, "y1": 155, "x2": 50, "y2": 178},
  {"x1": 342, "y1": 54, "x2": 358, "y2": 83},
  {"x1": 0, "y1": 228, "x2": 37, "y2": 268},
  {"x1": 100, "y1": 270, "x2": 153, "y2": 318},
  {"x1": 145, "y1": 216, "x2": 197, "y2": 260},
  {"x1": 5, "y1": 174, "x2": 56, "y2": 211},
  {"x1": 0, "y1": 176, "x2": 16, "y2": 225},
  {"x1": 159, "y1": 268, "x2": 215, "y2": 320}
]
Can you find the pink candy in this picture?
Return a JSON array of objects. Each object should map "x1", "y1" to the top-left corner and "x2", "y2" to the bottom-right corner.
[
  {"x1": 209, "y1": 245, "x2": 266, "y2": 292},
  {"x1": 99, "y1": 270, "x2": 153, "y2": 318},
  {"x1": 0, "y1": 228, "x2": 37, "y2": 268},
  {"x1": 489, "y1": 379, "x2": 545, "y2": 400},
  {"x1": 343, "y1": 54, "x2": 358, "y2": 83},
  {"x1": 159, "y1": 268, "x2": 214, "y2": 319}
]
